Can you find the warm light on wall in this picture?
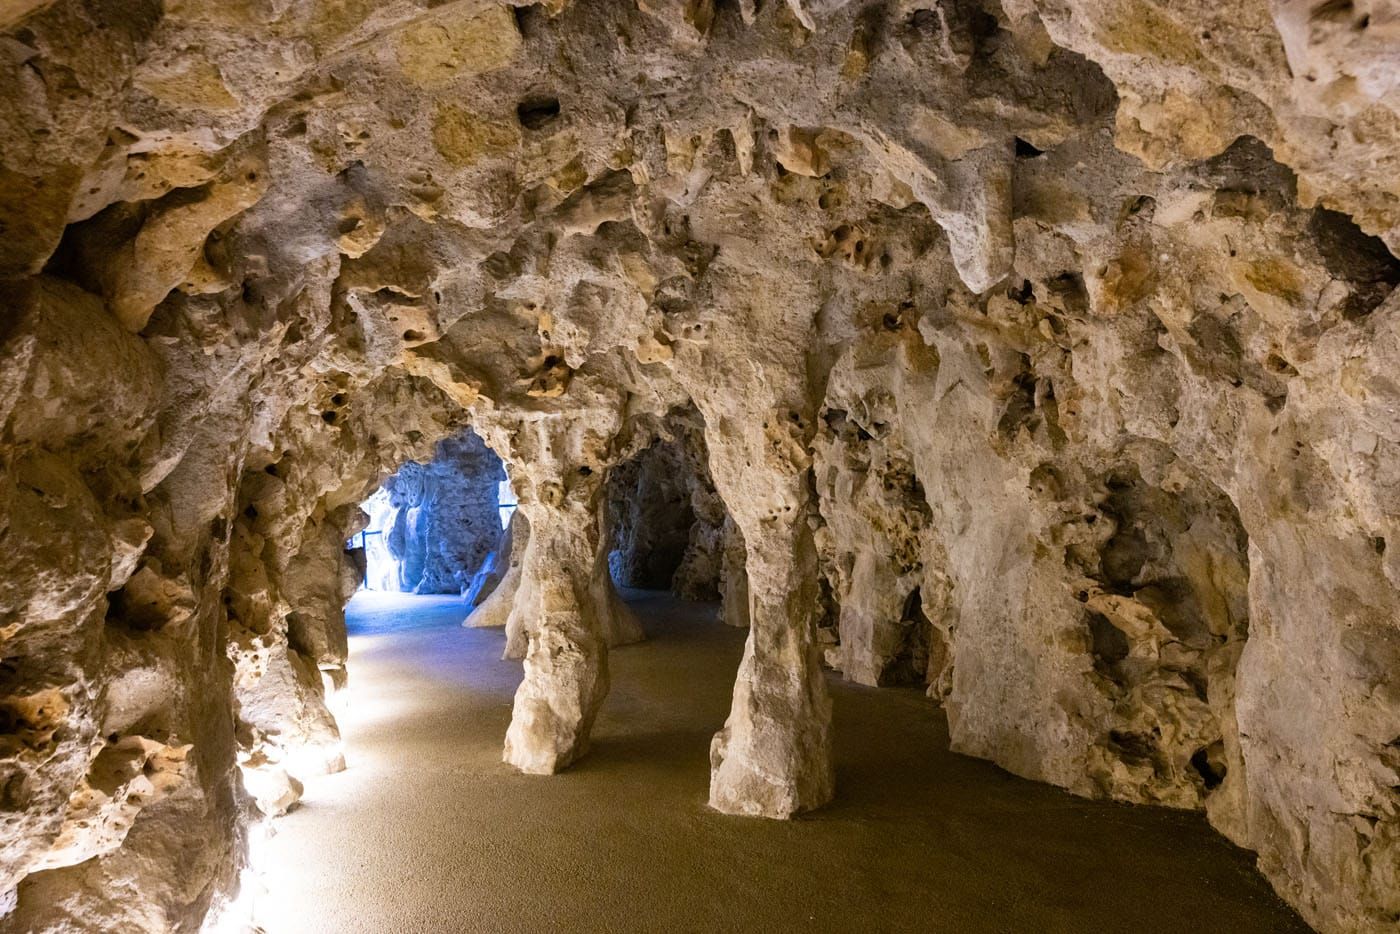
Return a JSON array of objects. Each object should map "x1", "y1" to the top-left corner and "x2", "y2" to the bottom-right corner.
[
  {"x1": 200, "y1": 640, "x2": 371, "y2": 933},
  {"x1": 199, "y1": 817, "x2": 274, "y2": 933},
  {"x1": 203, "y1": 612, "x2": 428, "y2": 932}
]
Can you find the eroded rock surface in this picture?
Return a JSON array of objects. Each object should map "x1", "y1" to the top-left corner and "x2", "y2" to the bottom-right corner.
[{"x1": 1, "y1": 0, "x2": 1398, "y2": 930}]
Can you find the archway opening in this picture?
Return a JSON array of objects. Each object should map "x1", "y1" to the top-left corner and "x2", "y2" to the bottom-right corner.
[
  {"x1": 605, "y1": 440, "x2": 701, "y2": 592},
  {"x1": 603, "y1": 420, "x2": 746, "y2": 621},
  {"x1": 346, "y1": 428, "x2": 516, "y2": 605}
]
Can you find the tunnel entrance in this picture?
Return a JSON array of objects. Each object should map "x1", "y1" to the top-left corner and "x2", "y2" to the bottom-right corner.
[
  {"x1": 346, "y1": 429, "x2": 516, "y2": 604},
  {"x1": 602, "y1": 420, "x2": 747, "y2": 623}
]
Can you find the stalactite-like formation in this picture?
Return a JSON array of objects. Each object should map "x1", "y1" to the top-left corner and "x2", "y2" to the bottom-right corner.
[{"x1": 1, "y1": 0, "x2": 1398, "y2": 930}]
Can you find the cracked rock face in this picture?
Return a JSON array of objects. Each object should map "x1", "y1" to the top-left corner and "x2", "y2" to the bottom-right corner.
[{"x1": 1, "y1": 0, "x2": 1398, "y2": 930}]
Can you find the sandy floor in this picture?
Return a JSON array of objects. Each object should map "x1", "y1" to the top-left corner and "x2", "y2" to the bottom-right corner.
[{"x1": 257, "y1": 590, "x2": 1309, "y2": 934}]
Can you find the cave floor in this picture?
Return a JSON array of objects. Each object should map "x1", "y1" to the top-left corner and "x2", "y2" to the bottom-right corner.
[{"x1": 257, "y1": 590, "x2": 1309, "y2": 934}]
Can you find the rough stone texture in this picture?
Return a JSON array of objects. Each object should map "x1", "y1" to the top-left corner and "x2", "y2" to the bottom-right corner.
[
  {"x1": 607, "y1": 437, "x2": 707, "y2": 591},
  {"x1": 490, "y1": 415, "x2": 644, "y2": 773},
  {"x1": 0, "y1": 0, "x2": 1396, "y2": 930},
  {"x1": 360, "y1": 428, "x2": 506, "y2": 595},
  {"x1": 604, "y1": 418, "x2": 749, "y2": 623},
  {"x1": 463, "y1": 511, "x2": 528, "y2": 632}
]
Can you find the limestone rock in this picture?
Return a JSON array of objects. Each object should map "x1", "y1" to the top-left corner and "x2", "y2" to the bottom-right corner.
[
  {"x1": 0, "y1": 0, "x2": 1397, "y2": 929},
  {"x1": 605, "y1": 422, "x2": 729, "y2": 601}
]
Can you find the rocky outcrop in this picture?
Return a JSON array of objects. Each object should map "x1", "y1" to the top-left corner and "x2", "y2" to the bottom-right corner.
[{"x1": 1, "y1": 0, "x2": 1397, "y2": 930}]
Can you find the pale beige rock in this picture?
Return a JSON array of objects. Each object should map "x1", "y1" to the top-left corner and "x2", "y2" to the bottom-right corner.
[
  {"x1": 496, "y1": 418, "x2": 640, "y2": 773},
  {"x1": 30, "y1": 737, "x2": 191, "y2": 873},
  {"x1": 0, "y1": 0, "x2": 1397, "y2": 929},
  {"x1": 394, "y1": 5, "x2": 521, "y2": 88}
]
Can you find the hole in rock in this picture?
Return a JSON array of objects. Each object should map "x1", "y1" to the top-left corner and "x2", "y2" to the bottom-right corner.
[
  {"x1": 1191, "y1": 742, "x2": 1228, "y2": 790},
  {"x1": 1014, "y1": 137, "x2": 1044, "y2": 158},
  {"x1": 512, "y1": 3, "x2": 546, "y2": 37},
  {"x1": 1307, "y1": 207, "x2": 1400, "y2": 319},
  {"x1": 517, "y1": 95, "x2": 562, "y2": 130},
  {"x1": 1087, "y1": 610, "x2": 1130, "y2": 678}
]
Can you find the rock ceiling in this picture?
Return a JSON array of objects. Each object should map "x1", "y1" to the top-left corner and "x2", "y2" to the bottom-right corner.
[{"x1": 1, "y1": 0, "x2": 1398, "y2": 930}]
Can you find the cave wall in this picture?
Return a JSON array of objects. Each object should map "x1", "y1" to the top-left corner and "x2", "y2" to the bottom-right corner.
[
  {"x1": 0, "y1": 0, "x2": 1398, "y2": 930},
  {"x1": 362, "y1": 427, "x2": 506, "y2": 595},
  {"x1": 607, "y1": 438, "x2": 702, "y2": 590}
]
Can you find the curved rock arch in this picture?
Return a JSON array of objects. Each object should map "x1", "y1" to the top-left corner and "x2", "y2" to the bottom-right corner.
[{"x1": 1, "y1": 0, "x2": 1398, "y2": 930}]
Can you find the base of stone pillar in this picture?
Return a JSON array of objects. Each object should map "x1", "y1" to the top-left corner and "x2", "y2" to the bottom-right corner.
[
  {"x1": 502, "y1": 626, "x2": 607, "y2": 774},
  {"x1": 707, "y1": 727, "x2": 835, "y2": 818}
]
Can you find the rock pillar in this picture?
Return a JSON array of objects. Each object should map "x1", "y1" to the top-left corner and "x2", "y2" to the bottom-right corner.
[
  {"x1": 703, "y1": 421, "x2": 833, "y2": 818},
  {"x1": 499, "y1": 421, "x2": 641, "y2": 773}
]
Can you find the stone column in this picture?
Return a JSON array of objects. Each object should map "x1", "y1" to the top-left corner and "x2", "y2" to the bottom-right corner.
[
  {"x1": 703, "y1": 422, "x2": 834, "y2": 818},
  {"x1": 501, "y1": 485, "x2": 606, "y2": 773},
  {"x1": 498, "y1": 422, "x2": 641, "y2": 774},
  {"x1": 496, "y1": 489, "x2": 642, "y2": 660}
]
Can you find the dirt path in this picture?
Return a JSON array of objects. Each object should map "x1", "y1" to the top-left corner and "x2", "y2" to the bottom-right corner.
[{"x1": 257, "y1": 590, "x2": 1309, "y2": 933}]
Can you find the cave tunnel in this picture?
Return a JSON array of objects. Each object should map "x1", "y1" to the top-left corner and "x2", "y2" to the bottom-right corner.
[
  {"x1": 349, "y1": 428, "x2": 515, "y2": 600},
  {"x1": 219, "y1": 413, "x2": 1305, "y2": 933},
  {"x1": 2, "y1": 0, "x2": 1399, "y2": 932}
]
